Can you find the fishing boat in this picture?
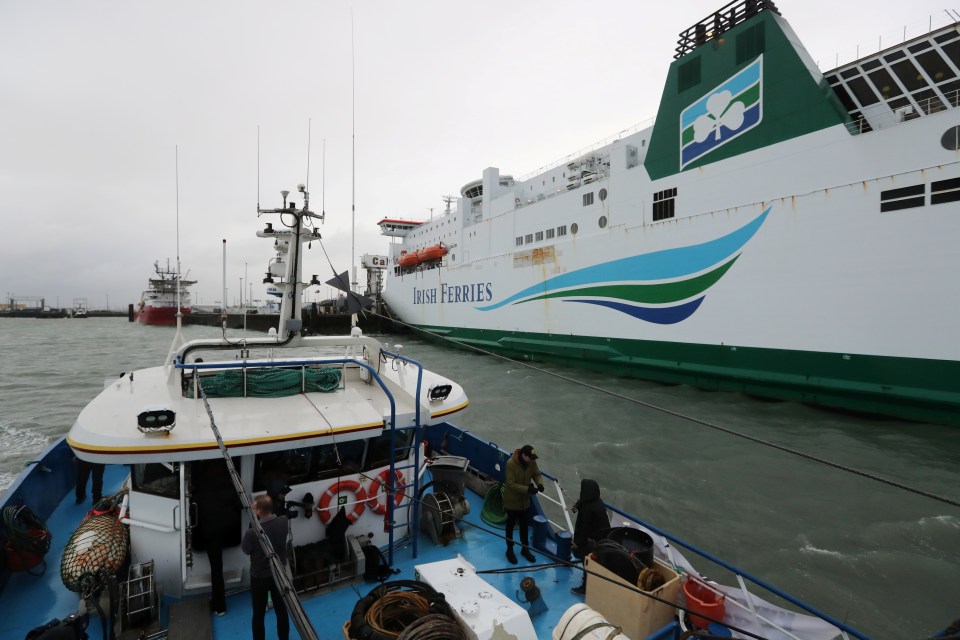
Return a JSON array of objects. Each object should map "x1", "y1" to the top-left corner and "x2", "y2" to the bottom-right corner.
[
  {"x1": 133, "y1": 259, "x2": 197, "y2": 326},
  {"x1": 0, "y1": 180, "x2": 887, "y2": 639},
  {"x1": 379, "y1": 0, "x2": 960, "y2": 427}
]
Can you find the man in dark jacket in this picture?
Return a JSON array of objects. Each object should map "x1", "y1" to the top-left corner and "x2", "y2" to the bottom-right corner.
[
  {"x1": 570, "y1": 478, "x2": 610, "y2": 595},
  {"x1": 242, "y1": 495, "x2": 290, "y2": 640},
  {"x1": 502, "y1": 444, "x2": 543, "y2": 564},
  {"x1": 193, "y1": 460, "x2": 242, "y2": 615}
]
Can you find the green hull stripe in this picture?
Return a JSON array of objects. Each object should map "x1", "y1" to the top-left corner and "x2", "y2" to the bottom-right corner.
[
  {"x1": 519, "y1": 256, "x2": 739, "y2": 306},
  {"x1": 406, "y1": 326, "x2": 960, "y2": 427}
]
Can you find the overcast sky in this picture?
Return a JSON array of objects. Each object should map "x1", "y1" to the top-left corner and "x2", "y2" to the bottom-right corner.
[{"x1": 1, "y1": 0, "x2": 953, "y2": 309}]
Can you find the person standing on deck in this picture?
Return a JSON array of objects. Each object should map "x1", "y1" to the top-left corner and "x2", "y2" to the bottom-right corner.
[
  {"x1": 194, "y1": 460, "x2": 242, "y2": 616},
  {"x1": 502, "y1": 444, "x2": 543, "y2": 564},
  {"x1": 570, "y1": 478, "x2": 610, "y2": 596},
  {"x1": 74, "y1": 457, "x2": 105, "y2": 505},
  {"x1": 242, "y1": 495, "x2": 290, "y2": 640}
]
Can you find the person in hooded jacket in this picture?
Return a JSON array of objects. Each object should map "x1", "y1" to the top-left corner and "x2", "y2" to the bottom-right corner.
[
  {"x1": 570, "y1": 478, "x2": 610, "y2": 595},
  {"x1": 502, "y1": 444, "x2": 543, "y2": 564}
]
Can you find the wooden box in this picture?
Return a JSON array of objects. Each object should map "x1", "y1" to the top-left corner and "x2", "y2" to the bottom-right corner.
[{"x1": 585, "y1": 555, "x2": 680, "y2": 639}]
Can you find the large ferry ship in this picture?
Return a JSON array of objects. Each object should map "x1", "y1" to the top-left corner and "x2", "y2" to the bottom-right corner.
[
  {"x1": 379, "y1": 0, "x2": 960, "y2": 426},
  {"x1": 133, "y1": 259, "x2": 196, "y2": 326}
]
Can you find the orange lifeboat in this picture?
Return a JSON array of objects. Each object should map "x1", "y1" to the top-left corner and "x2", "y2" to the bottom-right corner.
[
  {"x1": 398, "y1": 250, "x2": 421, "y2": 268},
  {"x1": 417, "y1": 243, "x2": 448, "y2": 263}
]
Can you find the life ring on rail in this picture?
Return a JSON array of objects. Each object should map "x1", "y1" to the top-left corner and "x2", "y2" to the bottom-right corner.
[
  {"x1": 365, "y1": 470, "x2": 406, "y2": 515},
  {"x1": 318, "y1": 480, "x2": 367, "y2": 524}
]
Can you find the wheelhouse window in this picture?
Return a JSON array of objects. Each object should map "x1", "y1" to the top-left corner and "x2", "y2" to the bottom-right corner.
[
  {"x1": 132, "y1": 463, "x2": 179, "y2": 499},
  {"x1": 364, "y1": 430, "x2": 414, "y2": 471}
]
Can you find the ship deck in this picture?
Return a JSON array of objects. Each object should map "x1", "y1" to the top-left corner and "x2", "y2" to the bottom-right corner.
[{"x1": 1, "y1": 464, "x2": 640, "y2": 640}]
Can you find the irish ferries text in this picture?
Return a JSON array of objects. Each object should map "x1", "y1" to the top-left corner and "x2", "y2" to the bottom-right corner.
[{"x1": 413, "y1": 283, "x2": 492, "y2": 305}]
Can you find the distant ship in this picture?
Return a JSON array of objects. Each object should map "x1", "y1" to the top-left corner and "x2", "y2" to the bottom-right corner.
[
  {"x1": 380, "y1": 3, "x2": 960, "y2": 426},
  {"x1": 133, "y1": 260, "x2": 196, "y2": 326}
]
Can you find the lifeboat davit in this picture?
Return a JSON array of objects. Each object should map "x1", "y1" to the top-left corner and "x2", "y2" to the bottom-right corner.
[
  {"x1": 417, "y1": 244, "x2": 448, "y2": 263},
  {"x1": 398, "y1": 250, "x2": 421, "y2": 268}
]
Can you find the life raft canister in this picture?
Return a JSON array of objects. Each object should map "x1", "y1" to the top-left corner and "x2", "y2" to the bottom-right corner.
[
  {"x1": 365, "y1": 469, "x2": 406, "y2": 515},
  {"x1": 318, "y1": 480, "x2": 367, "y2": 524}
]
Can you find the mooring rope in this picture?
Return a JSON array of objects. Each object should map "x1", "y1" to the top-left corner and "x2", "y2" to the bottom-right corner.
[
  {"x1": 371, "y1": 311, "x2": 960, "y2": 510},
  {"x1": 195, "y1": 376, "x2": 320, "y2": 640}
]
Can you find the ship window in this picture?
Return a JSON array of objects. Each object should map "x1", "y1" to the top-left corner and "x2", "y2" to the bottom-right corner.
[
  {"x1": 891, "y1": 59, "x2": 927, "y2": 92},
  {"x1": 652, "y1": 187, "x2": 677, "y2": 222},
  {"x1": 313, "y1": 441, "x2": 365, "y2": 480},
  {"x1": 535, "y1": 231, "x2": 544, "y2": 241},
  {"x1": 884, "y1": 50, "x2": 907, "y2": 63},
  {"x1": 254, "y1": 448, "x2": 313, "y2": 490},
  {"x1": 840, "y1": 68, "x2": 861, "y2": 81},
  {"x1": 525, "y1": 234, "x2": 533, "y2": 244},
  {"x1": 940, "y1": 79, "x2": 960, "y2": 106},
  {"x1": 557, "y1": 225, "x2": 567, "y2": 237},
  {"x1": 862, "y1": 59, "x2": 882, "y2": 71},
  {"x1": 516, "y1": 236, "x2": 523, "y2": 247},
  {"x1": 736, "y1": 23, "x2": 765, "y2": 65},
  {"x1": 936, "y1": 31, "x2": 960, "y2": 44},
  {"x1": 583, "y1": 192, "x2": 594, "y2": 206},
  {"x1": 364, "y1": 430, "x2": 413, "y2": 470},
  {"x1": 546, "y1": 228, "x2": 555, "y2": 239},
  {"x1": 132, "y1": 463, "x2": 179, "y2": 499},
  {"x1": 868, "y1": 67, "x2": 903, "y2": 99},
  {"x1": 847, "y1": 76, "x2": 880, "y2": 107},
  {"x1": 678, "y1": 57, "x2": 701, "y2": 92},
  {"x1": 916, "y1": 50, "x2": 956, "y2": 83},
  {"x1": 880, "y1": 184, "x2": 925, "y2": 212},
  {"x1": 942, "y1": 40, "x2": 960, "y2": 71},
  {"x1": 830, "y1": 84, "x2": 857, "y2": 113},
  {"x1": 908, "y1": 41, "x2": 932, "y2": 54},
  {"x1": 598, "y1": 216, "x2": 607, "y2": 229},
  {"x1": 599, "y1": 188, "x2": 608, "y2": 202},
  {"x1": 571, "y1": 223, "x2": 579, "y2": 235},
  {"x1": 932, "y1": 176, "x2": 960, "y2": 202}
]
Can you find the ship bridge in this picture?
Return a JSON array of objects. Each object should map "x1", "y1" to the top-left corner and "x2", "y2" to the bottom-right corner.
[
  {"x1": 826, "y1": 22, "x2": 960, "y2": 134},
  {"x1": 377, "y1": 218, "x2": 423, "y2": 238}
]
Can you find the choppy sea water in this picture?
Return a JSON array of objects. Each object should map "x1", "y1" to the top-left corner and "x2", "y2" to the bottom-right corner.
[{"x1": 1, "y1": 317, "x2": 957, "y2": 638}]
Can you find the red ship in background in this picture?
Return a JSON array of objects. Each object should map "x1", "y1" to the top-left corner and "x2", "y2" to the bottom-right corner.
[{"x1": 133, "y1": 259, "x2": 196, "y2": 325}]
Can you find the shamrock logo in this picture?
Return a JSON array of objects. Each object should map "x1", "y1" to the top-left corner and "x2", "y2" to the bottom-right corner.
[{"x1": 693, "y1": 90, "x2": 746, "y2": 143}]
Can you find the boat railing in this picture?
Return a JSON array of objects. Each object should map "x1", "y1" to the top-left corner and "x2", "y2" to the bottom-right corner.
[
  {"x1": 178, "y1": 358, "x2": 355, "y2": 398},
  {"x1": 606, "y1": 504, "x2": 867, "y2": 640},
  {"x1": 534, "y1": 471, "x2": 574, "y2": 534},
  {"x1": 843, "y1": 86, "x2": 960, "y2": 135}
]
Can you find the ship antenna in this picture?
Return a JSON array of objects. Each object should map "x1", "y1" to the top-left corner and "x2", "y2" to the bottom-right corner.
[
  {"x1": 350, "y1": 7, "x2": 357, "y2": 321},
  {"x1": 305, "y1": 118, "x2": 312, "y2": 192},
  {"x1": 165, "y1": 145, "x2": 186, "y2": 366},
  {"x1": 256, "y1": 126, "x2": 261, "y2": 212},
  {"x1": 322, "y1": 137, "x2": 326, "y2": 220}
]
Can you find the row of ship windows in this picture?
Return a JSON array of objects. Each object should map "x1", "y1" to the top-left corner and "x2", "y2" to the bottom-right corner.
[
  {"x1": 880, "y1": 177, "x2": 960, "y2": 212},
  {"x1": 514, "y1": 189, "x2": 679, "y2": 246}
]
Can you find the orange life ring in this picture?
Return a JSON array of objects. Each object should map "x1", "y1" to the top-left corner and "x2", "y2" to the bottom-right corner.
[
  {"x1": 365, "y1": 469, "x2": 406, "y2": 515},
  {"x1": 318, "y1": 480, "x2": 367, "y2": 524}
]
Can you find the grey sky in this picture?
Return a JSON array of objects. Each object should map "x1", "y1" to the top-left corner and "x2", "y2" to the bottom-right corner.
[{"x1": 1, "y1": 1, "x2": 952, "y2": 309}]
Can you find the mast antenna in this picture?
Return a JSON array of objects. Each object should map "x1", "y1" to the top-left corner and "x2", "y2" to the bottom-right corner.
[
  {"x1": 257, "y1": 125, "x2": 261, "y2": 212},
  {"x1": 351, "y1": 8, "x2": 357, "y2": 303},
  {"x1": 305, "y1": 118, "x2": 312, "y2": 192}
]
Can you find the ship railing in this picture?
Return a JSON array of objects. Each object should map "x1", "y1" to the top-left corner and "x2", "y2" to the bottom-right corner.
[
  {"x1": 527, "y1": 471, "x2": 574, "y2": 534},
  {"x1": 516, "y1": 118, "x2": 653, "y2": 183},
  {"x1": 843, "y1": 86, "x2": 960, "y2": 135},
  {"x1": 607, "y1": 504, "x2": 867, "y2": 640}
]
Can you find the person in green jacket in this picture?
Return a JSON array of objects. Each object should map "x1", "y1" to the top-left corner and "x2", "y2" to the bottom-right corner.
[{"x1": 503, "y1": 444, "x2": 543, "y2": 564}]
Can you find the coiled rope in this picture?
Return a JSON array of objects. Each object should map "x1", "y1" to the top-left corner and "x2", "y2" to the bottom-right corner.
[
  {"x1": 480, "y1": 482, "x2": 507, "y2": 528},
  {"x1": 374, "y1": 312, "x2": 960, "y2": 509},
  {"x1": 349, "y1": 580, "x2": 463, "y2": 640},
  {"x1": 189, "y1": 366, "x2": 341, "y2": 398},
  {"x1": 1, "y1": 504, "x2": 51, "y2": 575}
]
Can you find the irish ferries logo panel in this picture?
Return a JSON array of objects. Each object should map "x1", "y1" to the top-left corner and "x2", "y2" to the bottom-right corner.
[
  {"x1": 476, "y1": 208, "x2": 769, "y2": 324},
  {"x1": 680, "y1": 56, "x2": 763, "y2": 170}
]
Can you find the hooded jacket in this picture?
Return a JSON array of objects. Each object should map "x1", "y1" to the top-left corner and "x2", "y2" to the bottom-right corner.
[
  {"x1": 572, "y1": 479, "x2": 610, "y2": 559},
  {"x1": 502, "y1": 448, "x2": 543, "y2": 512}
]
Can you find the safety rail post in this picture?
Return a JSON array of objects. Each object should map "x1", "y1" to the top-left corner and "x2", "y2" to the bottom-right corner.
[{"x1": 379, "y1": 347, "x2": 424, "y2": 564}]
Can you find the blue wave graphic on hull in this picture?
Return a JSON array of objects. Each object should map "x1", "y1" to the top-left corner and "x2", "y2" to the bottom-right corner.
[
  {"x1": 568, "y1": 296, "x2": 705, "y2": 324},
  {"x1": 477, "y1": 208, "x2": 770, "y2": 312}
]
